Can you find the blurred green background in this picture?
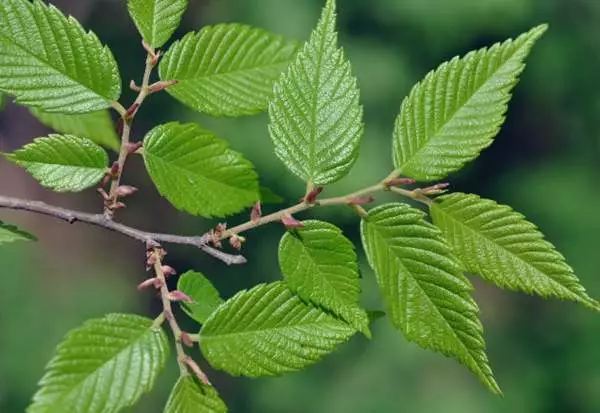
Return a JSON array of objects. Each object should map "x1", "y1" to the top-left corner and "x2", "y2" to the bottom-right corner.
[{"x1": 1, "y1": 0, "x2": 599, "y2": 412}]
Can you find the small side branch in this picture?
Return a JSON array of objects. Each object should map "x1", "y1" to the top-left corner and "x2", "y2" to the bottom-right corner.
[{"x1": 0, "y1": 195, "x2": 245, "y2": 265}]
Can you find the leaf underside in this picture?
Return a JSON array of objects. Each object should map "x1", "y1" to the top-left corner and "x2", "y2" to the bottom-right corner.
[
  {"x1": 30, "y1": 108, "x2": 120, "y2": 150},
  {"x1": 200, "y1": 282, "x2": 356, "y2": 377},
  {"x1": 177, "y1": 271, "x2": 224, "y2": 325},
  {"x1": 0, "y1": 0, "x2": 121, "y2": 113},
  {"x1": 361, "y1": 203, "x2": 500, "y2": 393},
  {"x1": 278, "y1": 220, "x2": 368, "y2": 332},
  {"x1": 143, "y1": 122, "x2": 260, "y2": 218},
  {"x1": 430, "y1": 193, "x2": 600, "y2": 310},
  {"x1": 28, "y1": 314, "x2": 169, "y2": 413},
  {"x1": 164, "y1": 377, "x2": 228, "y2": 413},
  {"x1": 159, "y1": 23, "x2": 299, "y2": 117},
  {"x1": 7, "y1": 134, "x2": 109, "y2": 192},
  {"x1": 268, "y1": 0, "x2": 363, "y2": 185},
  {"x1": 127, "y1": 0, "x2": 188, "y2": 49},
  {"x1": 393, "y1": 24, "x2": 547, "y2": 181}
]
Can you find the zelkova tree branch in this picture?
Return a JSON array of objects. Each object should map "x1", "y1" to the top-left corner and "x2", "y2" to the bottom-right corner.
[{"x1": 0, "y1": 195, "x2": 245, "y2": 265}]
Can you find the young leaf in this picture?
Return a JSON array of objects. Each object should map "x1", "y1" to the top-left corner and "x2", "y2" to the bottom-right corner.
[
  {"x1": 269, "y1": 0, "x2": 363, "y2": 185},
  {"x1": 279, "y1": 220, "x2": 369, "y2": 332},
  {"x1": 392, "y1": 25, "x2": 547, "y2": 181},
  {"x1": 28, "y1": 314, "x2": 169, "y2": 413},
  {"x1": 177, "y1": 271, "x2": 224, "y2": 324},
  {"x1": 259, "y1": 186, "x2": 285, "y2": 205},
  {"x1": 7, "y1": 135, "x2": 109, "y2": 192},
  {"x1": 159, "y1": 24, "x2": 299, "y2": 117},
  {"x1": 361, "y1": 203, "x2": 499, "y2": 393},
  {"x1": 200, "y1": 282, "x2": 356, "y2": 377},
  {"x1": 0, "y1": 0, "x2": 121, "y2": 113},
  {"x1": 164, "y1": 377, "x2": 227, "y2": 413},
  {"x1": 430, "y1": 193, "x2": 600, "y2": 310},
  {"x1": 30, "y1": 108, "x2": 120, "y2": 151},
  {"x1": 127, "y1": 0, "x2": 188, "y2": 49},
  {"x1": 0, "y1": 221, "x2": 36, "y2": 245},
  {"x1": 143, "y1": 122, "x2": 260, "y2": 218}
]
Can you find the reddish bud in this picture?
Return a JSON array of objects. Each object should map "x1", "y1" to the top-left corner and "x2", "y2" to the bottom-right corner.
[
  {"x1": 161, "y1": 265, "x2": 177, "y2": 277},
  {"x1": 168, "y1": 290, "x2": 193, "y2": 303},
  {"x1": 421, "y1": 182, "x2": 450, "y2": 196},
  {"x1": 110, "y1": 162, "x2": 120, "y2": 178},
  {"x1": 251, "y1": 201, "x2": 262, "y2": 222},
  {"x1": 97, "y1": 187, "x2": 110, "y2": 200},
  {"x1": 115, "y1": 185, "x2": 138, "y2": 197},
  {"x1": 116, "y1": 118, "x2": 124, "y2": 136},
  {"x1": 304, "y1": 186, "x2": 324, "y2": 204},
  {"x1": 229, "y1": 235, "x2": 245, "y2": 251},
  {"x1": 149, "y1": 79, "x2": 178, "y2": 93},
  {"x1": 125, "y1": 142, "x2": 143, "y2": 155},
  {"x1": 183, "y1": 356, "x2": 211, "y2": 385},
  {"x1": 113, "y1": 202, "x2": 127, "y2": 210},
  {"x1": 348, "y1": 195, "x2": 375, "y2": 205},
  {"x1": 124, "y1": 103, "x2": 140, "y2": 120},
  {"x1": 129, "y1": 80, "x2": 142, "y2": 92},
  {"x1": 281, "y1": 214, "x2": 304, "y2": 229},
  {"x1": 180, "y1": 332, "x2": 194, "y2": 348},
  {"x1": 137, "y1": 277, "x2": 163, "y2": 291},
  {"x1": 385, "y1": 178, "x2": 416, "y2": 187}
]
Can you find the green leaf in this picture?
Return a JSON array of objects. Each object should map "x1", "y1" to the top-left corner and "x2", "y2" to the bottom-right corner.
[
  {"x1": 7, "y1": 135, "x2": 109, "y2": 192},
  {"x1": 30, "y1": 108, "x2": 119, "y2": 151},
  {"x1": 200, "y1": 281, "x2": 356, "y2": 377},
  {"x1": 0, "y1": 0, "x2": 121, "y2": 113},
  {"x1": 430, "y1": 193, "x2": 599, "y2": 310},
  {"x1": 177, "y1": 271, "x2": 224, "y2": 325},
  {"x1": 143, "y1": 122, "x2": 259, "y2": 218},
  {"x1": 392, "y1": 24, "x2": 547, "y2": 181},
  {"x1": 127, "y1": 0, "x2": 188, "y2": 49},
  {"x1": 164, "y1": 377, "x2": 227, "y2": 413},
  {"x1": 0, "y1": 221, "x2": 36, "y2": 245},
  {"x1": 361, "y1": 203, "x2": 499, "y2": 393},
  {"x1": 269, "y1": 0, "x2": 363, "y2": 185},
  {"x1": 159, "y1": 24, "x2": 299, "y2": 117},
  {"x1": 279, "y1": 220, "x2": 368, "y2": 332},
  {"x1": 28, "y1": 314, "x2": 169, "y2": 413}
]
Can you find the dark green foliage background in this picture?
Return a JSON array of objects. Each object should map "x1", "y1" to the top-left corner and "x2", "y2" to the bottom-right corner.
[{"x1": 0, "y1": 0, "x2": 598, "y2": 412}]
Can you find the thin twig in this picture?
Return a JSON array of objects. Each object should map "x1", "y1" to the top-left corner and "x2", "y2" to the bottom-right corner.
[{"x1": 0, "y1": 195, "x2": 246, "y2": 265}]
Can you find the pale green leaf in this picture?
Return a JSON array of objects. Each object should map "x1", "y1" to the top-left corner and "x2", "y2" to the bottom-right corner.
[
  {"x1": 143, "y1": 122, "x2": 259, "y2": 218},
  {"x1": 430, "y1": 193, "x2": 599, "y2": 310},
  {"x1": 128, "y1": 0, "x2": 188, "y2": 49},
  {"x1": 177, "y1": 271, "x2": 224, "y2": 325},
  {"x1": 393, "y1": 24, "x2": 547, "y2": 181},
  {"x1": 159, "y1": 24, "x2": 299, "y2": 117},
  {"x1": 28, "y1": 314, "x2": 169, "y2": 413},
  {"x1": 361, "y1": 203, "x2": 499, "y2": 393},
  {"x1": 279, "y1": 220, "x2": 368, "y2": 332},
  {"x1": 259, "y1": 186, "x2": 284, "y2": 205},
  {"x1": 0, "y1": 221, "x2": 36, "y2": 245},
  {"x1": 269, "y1": 0, "x2": 363, "y2": 185},
  {"x1": 0, "y1": 0, "x2": 121, "y2": 113},
  {"x1": 164, "y1": 377, "x2": 227, "y2": 413},
  {"x1": 7, "y1": 135, "x2": 108, "y2": 192},
  {"x1": 30, "y1": 108, "x2": 119, "y2": 151},
  {"x1": 200, "y1": 281, "x2": 356, "y2": 377}
]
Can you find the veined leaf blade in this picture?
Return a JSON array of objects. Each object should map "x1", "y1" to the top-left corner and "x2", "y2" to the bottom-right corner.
[
  {"x1": 128, "y1": 0, "x2": 188, "y2": 48},
  {"x1": 430, "y1": 193, "x2": 600, "y2": 310},
  {"x1": 199, "y1": 282, "x2": 356, "y2": 377},
  {"x1": 159, "y1": 24, "x2": 299, "y2": 116},
  {"x1": 393, "y1": 24, "x2": 547, "y2": 181},
  {"x1": 7, "y1": 135, "x2": 109, "y2": 192},
  {"x1": 164, "y1": 377, "x2": 227, "y2": 413},
  {"x1": 361, "y1": 203, "x2": 499, "y2": 393},
  {"x1": 28, "y1": 314, "x2": 169, "y2": 413},
  {"x1": 0, "y1": 221, "x2": 36, "y2": 245},
  {"x1": 269, "y1": 0, "x2": 363, "y2": 185},
  {"x1": 143, "y1": 122, "x2": 259, "y2": 218},
  {"x1": 177, "y1": 271, "x2": 224, "y2": 324},
  {"x1": 0, "y1": 0, "x2": 121, "y2": 113}
]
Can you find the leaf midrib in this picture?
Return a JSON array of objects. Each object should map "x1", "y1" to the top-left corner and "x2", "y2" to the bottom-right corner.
[
  {"x1": 398, "y1": 38, "x2": 528, "y2": 173},
  {"x1": 366, "y1": 220, "x2": 492, "y2": 386},
  {"x1": 0, "y1": 31, "x2": 111, "y2": 101},
  {"x1": 433, "y1": 203, "x2": 588, "y2": 301}
]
